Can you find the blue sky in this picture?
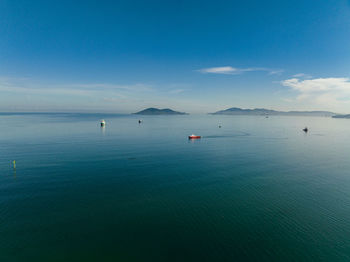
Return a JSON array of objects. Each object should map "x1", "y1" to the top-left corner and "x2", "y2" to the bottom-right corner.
[{"x1": 1, "y1": 0, "x2": 350, "y2": 113}]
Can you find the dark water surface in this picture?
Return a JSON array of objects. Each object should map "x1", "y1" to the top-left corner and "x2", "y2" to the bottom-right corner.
[{"x1": 1, "y1": 113, "x2": 350, "y2": 261}]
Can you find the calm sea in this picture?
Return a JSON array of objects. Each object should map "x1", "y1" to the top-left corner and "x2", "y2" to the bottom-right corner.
[{"x1": 1, "y1": 113, "x2": 350, "y2": 261}]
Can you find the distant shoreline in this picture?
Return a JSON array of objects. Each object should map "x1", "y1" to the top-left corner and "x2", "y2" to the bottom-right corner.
[{"x1": 209, "y1": 107, "x2": 337, "y2": 117}]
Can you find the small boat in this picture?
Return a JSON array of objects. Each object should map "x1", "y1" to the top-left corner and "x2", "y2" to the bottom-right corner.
[
  {"x1": 303, "y1": 127, "x2": 308, "y2": 132},
  {"x1": 100, "y1": 119, "x2": 106, "y2": 127},
  {"x1": 189, "y1": 134, "x2": 201, "y2": 139}
]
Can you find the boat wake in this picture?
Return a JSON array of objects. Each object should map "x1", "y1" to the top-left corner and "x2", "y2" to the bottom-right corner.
[{"x1": 204, "y1": 132, "x2": 250, "y2": 138}]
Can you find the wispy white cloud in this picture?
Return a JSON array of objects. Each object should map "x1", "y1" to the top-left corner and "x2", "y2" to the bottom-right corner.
[
  {"x1": 103, "y1": 95, "x2": 127, "y2": 102},
  {"x1": 0, "y1": 76, "x2": 207, "y2": 113},
  {"x1": 62, "y1": 83, "x2": 153, "y2": 92},
  {"x1": 281, "y1": 77, "x2": 350, "y2": 111},
  {"x1": 197, "y1": 66, "x2": 283, "y2": 75},
  {"x1": 0, "y1": 77, "x2": 153, "y2": 96},
  {"x1": 0, "y1": 76, "x2": 157, "y2": 112},
  {"x1": 198, "y1": 66, "x2": 240, "y2": 74},
  {"x1": 169, "y1": 89, "x2": 185, "y2": 94},
  {"x1": 292, "y1": 73, "x2": 312, "y2": 78},
  {"x1": 268, "y1": 69, "x2": 284, "y2": 75}
]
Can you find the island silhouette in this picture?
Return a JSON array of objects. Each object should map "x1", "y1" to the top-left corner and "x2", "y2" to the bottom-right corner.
[{"x1": 134, "y1": 108, "x2": 188, "y2": 115}]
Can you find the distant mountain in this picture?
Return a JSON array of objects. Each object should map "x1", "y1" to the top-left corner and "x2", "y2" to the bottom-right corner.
[
  {"x1": 211, "y1": 107, "x2": 277, "y2": 115},
  {"x1": 332, "y1": 114, "x2": 350, "y2": 119},
  {"x1": 210, "y1": 107, "x2": 336, "y2": 117},
  {"x1": 134, "y1": 108, "x2": 188, "y2": 115},
  {"x1": 283, "y1": 111, "x2": 336, "y2": 117}
]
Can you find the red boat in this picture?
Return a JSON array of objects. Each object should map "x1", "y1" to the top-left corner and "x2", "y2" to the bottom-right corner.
[{"x1": 188, "y1": 134, "x2": 201, "y2": 139}]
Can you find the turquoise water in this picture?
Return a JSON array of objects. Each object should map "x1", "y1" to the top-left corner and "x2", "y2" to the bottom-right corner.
[{"x1": 1, "y1": 113, "x2": 350, "y2": 261}]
